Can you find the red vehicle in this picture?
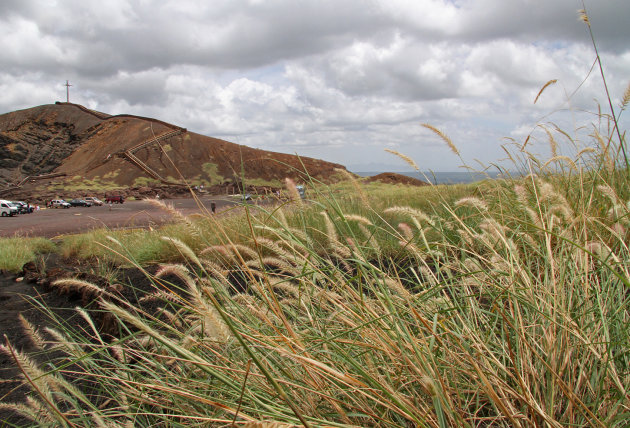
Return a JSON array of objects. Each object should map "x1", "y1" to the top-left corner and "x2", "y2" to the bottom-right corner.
[{"x1": 105, "y1": 195, "x2": 124, "y2": 204}]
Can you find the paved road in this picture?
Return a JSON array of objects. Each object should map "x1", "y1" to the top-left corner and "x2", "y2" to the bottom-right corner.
[{"x1": 0, "y1": 197, "x2": 239, "y2": 238}]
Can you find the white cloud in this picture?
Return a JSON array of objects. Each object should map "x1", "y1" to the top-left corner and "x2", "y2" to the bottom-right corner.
[{"x1": 0, "y1": 0, "x2": 629, "y2": 171}]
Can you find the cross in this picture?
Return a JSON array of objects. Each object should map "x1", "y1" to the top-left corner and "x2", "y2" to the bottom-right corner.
[{"x1": 65, "y1": 80, "x2": 72, "y2": 103}]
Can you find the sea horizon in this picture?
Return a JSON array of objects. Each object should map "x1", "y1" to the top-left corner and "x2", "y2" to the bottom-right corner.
[{"x1": 350, "y1": 170, "x2": 514, "y2": 185}]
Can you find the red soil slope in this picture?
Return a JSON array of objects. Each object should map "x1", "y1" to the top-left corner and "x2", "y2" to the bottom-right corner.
[{"x1": 0, "y1": 103, "x2": 347, "y2": 191}]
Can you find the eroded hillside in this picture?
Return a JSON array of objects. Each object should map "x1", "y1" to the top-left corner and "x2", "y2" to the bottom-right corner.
[{"x1": 0, "y1": 103, "x2": 347, "y2": 195}]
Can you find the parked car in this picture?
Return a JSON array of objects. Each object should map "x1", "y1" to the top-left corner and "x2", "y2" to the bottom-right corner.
[
  {"x1": 84, "y1": 196, "x2": 103, "y2": 206},
  {"x1": 105, "y1": 195, "x2": 124, "y2": 204},
  {"x1": 12, "y1": 201, "x2": 34, "y2": 214},
  {"x1": 50, "y1": 199, "x2": 71, "y2": 209},
  {"x1": 68, "y1": 198, "x2": 93, "y2": 207},
  {"x1": 0, "y1": 200, "x2": 18, "y2": 217}
]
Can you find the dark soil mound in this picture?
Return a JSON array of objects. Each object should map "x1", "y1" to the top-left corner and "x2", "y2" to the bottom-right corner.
[{"x1": 365, "y1": 172, "x2": 429, "y2": 186}]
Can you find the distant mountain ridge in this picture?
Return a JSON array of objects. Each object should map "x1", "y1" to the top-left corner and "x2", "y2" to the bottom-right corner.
[{"x1": 0, "y1": 103, "x2": 347, "y2": 190}]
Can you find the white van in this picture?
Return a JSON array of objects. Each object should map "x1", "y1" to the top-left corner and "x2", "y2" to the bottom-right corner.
[{"x1": 0, "y1": 200, "x2": 18, "y2": 217}]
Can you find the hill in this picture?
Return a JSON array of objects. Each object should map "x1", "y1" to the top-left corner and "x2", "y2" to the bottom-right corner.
[{"x1": 0, "y1": 103, "x2": 347, "y2": 198}]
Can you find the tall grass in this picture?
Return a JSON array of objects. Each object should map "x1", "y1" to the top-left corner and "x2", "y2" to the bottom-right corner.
[
  {"x1": 0, "y1": 237, "x2": 55, "y2": 272},
  {"x1": 3, "y1": 10, "x2": 630, "y2": 427}
]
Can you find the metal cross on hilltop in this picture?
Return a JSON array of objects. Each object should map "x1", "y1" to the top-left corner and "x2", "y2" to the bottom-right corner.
[{"x1": 64, "y1": 80, "x2": 72, "y2": 103}]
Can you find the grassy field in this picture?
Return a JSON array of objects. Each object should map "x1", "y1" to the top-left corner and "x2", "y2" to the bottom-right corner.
[{"x1": 1, "y1": 11, "x2": 629, "y2": 427}]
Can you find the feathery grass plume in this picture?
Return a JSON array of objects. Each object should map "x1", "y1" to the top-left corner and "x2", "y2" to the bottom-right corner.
[
  {"x1": 621, "y1": 80, "x2": 630, "y2": 109},
  {"x1": 335, "y1": 167, "x2": 370, "y2": 207},
  {"x1": 256, "y1": 237, "x2": 300, "y2": 266},
  {"x1": 457, "y1": 228, "x2": 475, "y2": 248},
  {"x1": 593, "y1": 129, "x2": 614, "y2": 170},
  {"x1": 156, "y1": 307, "x2": 183, "y2": 328},
  {"x1": 250, "y1": 257, "x2": 301, "y2": 275},
  {"x1": 161, "y1": 236, "x2": 203, "y2": 269},
  {"x1": 146, "y1": 198, "x2": 200, "y2": 236},
  {"x1": 271, "y1": 280, "x2": 302, "y2": 300},
  {"x1": 542, "y1": 155, "x2": 578, "y2": 171},
  {"x1": 384, "y1": 149, "x2": 420, "y2": 171},
  {"x1": 421, "y1": 123, "x2": 460, "y2": 156},
  {"x1": 542, "y1": 126, "x2": 559, "y2": 158},
  {"x1": 155, "y1": 263, "x2": 197, "y2": 296},
  {"x1": 534, "y1": 79, "x2": 557, "y2": 104},
  {"x1": 343, "y1": 214, "x2": 373, "y2": 226},
  {"x1": 513, "y1": 184, "x2": 530, "y2": 207},
  {"x1": 231, "y1": 243, "x2": 260, "y2": 260},
  {"x1": 19, "y1": 314, "x2": 47, "y2": 350},
  {"x1": 200, "y1": 258, "x2": 231, "y2": 278},
  {"x1": 75, "y1": 306, "x2": 106, "y2": 346},
  {"x1": 320, "y1": 210, "x2": 339, "y2": 246},
  {"x1": 194, "y1": 302, "x2": 231, "y2": 344},
  {"x1": 398, "y1": 222, "x2": 414, "y2": 241},
  {"x1": 575, "y1": 146, "x2": 596, "y2": 160},
  {"x1": 25, "y1": 397, "x2": 57, "y2": 424},
  {"x1": 109, "y1": 343, "x2": 126, "y2": 363},
  {"x1": 578, "y1": 8, "x2": 589, "y2": 26},
  {"x1": 284, "y1": 177, "x2": 303, "y2": 204},
  {"x1": 255, "y1": 225, "x2": 312, "y2": 252},
  {"x1": 597, "y1": 184, "x2": 618, "y2": 205},
  {"x1": 0, "y1": 402, "x2": 49, "y2": 424},
  {"x1": 0, "y1": 343, "x2": 57, "y2": 407},
  {"x1": 384, "y1": 206, "x2": 435, "y2": 228},
  {"x1": 51, "y1": 278, "x2": 105, "y2": 296},
  {"x1": 139, "y1": 289, "x2": 184, "y2": 304},
  {"x1": 419, "y1": 265, "x2": 438, "y2": 287},
  {"x1": 382, "y1": 276, "x2": 412, "y2": 300},
  {"x1": 455, "y1": 197, "x2": 488, "y2": 211},
  {"x1": 536, "y1": 179, "x2": 573, "y2": 218},
  {"x1": 43, "y1": 327, "x2": 90, "y2": 365},
  {"x1": 200, "y1": 244, "x2": 237, "y2": 263}
]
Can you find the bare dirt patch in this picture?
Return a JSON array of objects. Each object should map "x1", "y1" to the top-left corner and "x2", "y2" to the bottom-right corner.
[{"x1": 0, "y1": 197, "x2": 238, "y2": 238}]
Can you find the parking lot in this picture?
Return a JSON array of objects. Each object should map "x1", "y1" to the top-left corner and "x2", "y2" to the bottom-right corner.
[{"x1": 0, "y1": 197, "x2": 239, "y2": 238}]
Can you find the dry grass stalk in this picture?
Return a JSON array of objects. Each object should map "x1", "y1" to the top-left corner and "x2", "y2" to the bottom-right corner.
[
  {"x1": 543, "y1": 126, "x2": 559, "y2": 158},
  {"x1": 284, "y1": 177, "x2": 303, "y2": 204},
  {"x1": 398, "y1": 222, "x2": 414, "y2": 241},
  {"x1": 621, "y1": 81, "x2": 630, "y2": 109},
  {"x1": 592, "y1": 130, "x2": 614, "y2": 170},
  {"x1": 578, "y1": 9, "x2": 589, "y2": 26},
  {"x1": 384, "y1": 206, "x2": 434, "y2": 227},
  {"x1": 542, "y1": 156, "x2": 578, "y2": 171},
  {"x1": 421, "y1": 123, "x2": 460, "y2": 156},
  {"x1": 384, "y1": 149, "x2": 420, "y2": 171},
  {"x1": 161, "y1": 236, "x2": 203, "y2": 269},
  {"x1": 146, "y1": 198, "x2": 201, "y2": 236},
  {"x1": 320, "y1": 211, "x2": 339, "y2": 247},
  {"x1": 51, "y1": 278, "x2": 106, "y2": 297},
  {"x1": 155, "y1": 263, "x2": 197, "y2": 296},
  {"x1": 534, "y1": 79, "x2": 557, "y2": 104},
  {"x1": 19, "y1": 314, "x2": 47, "y2": 350},
  {"x1": 343, "y1": 214, "x2": 373, "y2": 226},
  {"x1": 455, "y1": 197, "x2": 488, "y2": 211}
]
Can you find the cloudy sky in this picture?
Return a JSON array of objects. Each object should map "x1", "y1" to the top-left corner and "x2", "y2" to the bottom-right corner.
[{"x1": 1, "y1": 0, "x2": 629, "y2": 172}]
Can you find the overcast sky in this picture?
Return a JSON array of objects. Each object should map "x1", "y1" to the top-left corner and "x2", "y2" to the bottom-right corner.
[{"x1": 1, "y1": 0, "x2": 629, "y2": 172}]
